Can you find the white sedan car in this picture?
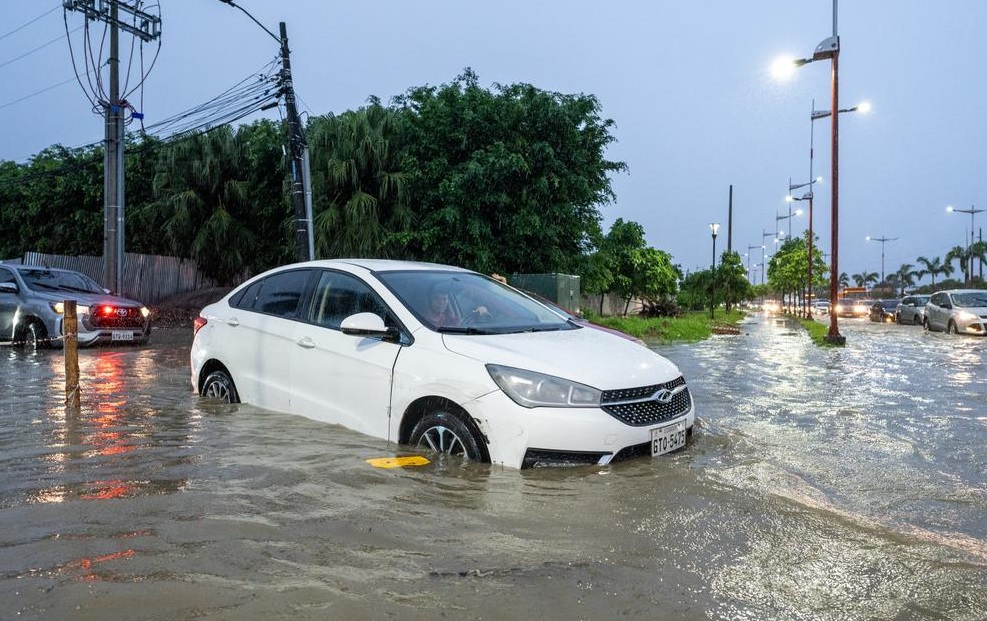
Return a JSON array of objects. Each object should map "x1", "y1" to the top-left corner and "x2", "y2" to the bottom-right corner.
[{"x1": 190, "y1": 259, "x2": 695, "y2": 469}]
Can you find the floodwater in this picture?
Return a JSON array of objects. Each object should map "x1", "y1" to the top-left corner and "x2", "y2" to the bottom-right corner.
[{"x1": 1, "y1": 315, "x2": 986, "y2": 620}]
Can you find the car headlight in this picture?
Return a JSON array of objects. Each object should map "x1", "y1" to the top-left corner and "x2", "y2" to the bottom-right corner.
[
  {"x1": 486, "y1": 364, "x2": 601, "y2": 408},
  {"x1": 51, "y1": 302, "x2": 90, "y2": 315}
]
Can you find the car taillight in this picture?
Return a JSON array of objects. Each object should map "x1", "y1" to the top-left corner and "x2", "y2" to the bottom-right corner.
[{"x1": 193, "y1": 316, "x2": 208, "y2": 336}]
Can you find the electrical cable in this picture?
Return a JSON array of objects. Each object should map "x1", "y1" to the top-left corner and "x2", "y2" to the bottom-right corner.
[{"x1": 0, "y1": 4, "x2": 60, "y2": 41}]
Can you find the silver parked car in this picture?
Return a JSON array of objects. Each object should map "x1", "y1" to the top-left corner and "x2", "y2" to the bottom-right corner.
[
  {"x1": 896, "y1": 294, "x2": 930, "y2": 325},
  {"x1": 923, "y1": 289, "x2": 987, "y2": 335},
  {"x1": 0, "y1": 264, "x2": 152, "y2": 348}
]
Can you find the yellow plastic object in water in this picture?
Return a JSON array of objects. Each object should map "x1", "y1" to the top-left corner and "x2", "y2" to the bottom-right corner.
[{"x1": 366, "y1": 456, "x2": 431, "y2": 469}]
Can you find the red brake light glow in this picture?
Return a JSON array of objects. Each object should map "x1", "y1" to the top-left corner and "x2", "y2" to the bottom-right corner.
[
  {"x1": 193, "y1": 316, "x2": 208, "y2": 336},
  {"x1": 101, "y1": 305, "x2": 116, "y2": 316}
]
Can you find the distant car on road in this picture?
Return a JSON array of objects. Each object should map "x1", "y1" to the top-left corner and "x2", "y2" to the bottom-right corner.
[
  {"x1": 896, "y1": 294, "x2": 930, "y2": 325},
  {"x1": 923, "y1": 289, "x2": 987, "y2": 335},
  {"x1": 836, "y1": 298, "x2": 873, "y2": 318},
  {"x1": 0, "y1": 264, "x2": 151, "y2": 348},
  {"x1": 811, "y1": 301, "x2": 830, "y2": 315},
  {"x1": 869, "y1": 299, "x2": 900, "y2": 323}
]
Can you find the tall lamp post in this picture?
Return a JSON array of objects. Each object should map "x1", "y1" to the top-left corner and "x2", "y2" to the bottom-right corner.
[
  {"x1": 747, "y1": 244, "x2": 765, "y2": 285},
  {"x1": 946, "y1": 205, "x2": 984, "y2": 285},
  {"x1": 865, "y1": 235, "x2": 899, "y2": 287},
  {"x1": 709, "y1": 223, "x2": 720, "y2": 319},
  {"x1": 787, "y1": 2, "x2": 845, "y2": 344}
]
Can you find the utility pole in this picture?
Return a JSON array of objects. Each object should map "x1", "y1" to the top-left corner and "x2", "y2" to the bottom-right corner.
[
  {"x1": 63, "y1": 1, "x2": 161, "y2": 294},
  {"x1": 279, "y1": 22, "x2": 313, "y2": 262}
]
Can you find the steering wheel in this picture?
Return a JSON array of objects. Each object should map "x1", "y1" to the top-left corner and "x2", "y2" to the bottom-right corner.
[{"x1": 461, "y1": 308, "x2": 492, "y2": 326}]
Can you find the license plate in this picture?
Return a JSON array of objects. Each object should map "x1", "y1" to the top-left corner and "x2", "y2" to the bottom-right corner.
[
  {"x1": 650, "y1": 420, "x2": 687, "y2": 457},
  {"x1": 111, "y1": 331, "x2": 134, "y2": 341}
]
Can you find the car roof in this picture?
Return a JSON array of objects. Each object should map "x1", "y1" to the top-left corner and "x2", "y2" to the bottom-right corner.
[{"x1": 298, "y1": 259, "x2": 473, "y2": 274}]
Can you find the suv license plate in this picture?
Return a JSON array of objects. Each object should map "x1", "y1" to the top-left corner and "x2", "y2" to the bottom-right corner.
[
  {"x1": 650, "y1": 420, "x2": 687, "y2": 457},
  {"x1": 111, "y1": 331, "x2": 134, "y2": 341}
]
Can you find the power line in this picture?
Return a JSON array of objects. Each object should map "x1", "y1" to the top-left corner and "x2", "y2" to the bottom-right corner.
[
  {"x1": 0, "y1": 26, "x2": 82, "y2": 71},
  {"x1": 0, "y1": 4, "x2": 61, "y2": 41}
]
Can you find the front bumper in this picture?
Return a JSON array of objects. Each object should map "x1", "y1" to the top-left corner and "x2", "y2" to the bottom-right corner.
[{"x1": 465, "y1": 389, "x2": 696, "y2": 469}]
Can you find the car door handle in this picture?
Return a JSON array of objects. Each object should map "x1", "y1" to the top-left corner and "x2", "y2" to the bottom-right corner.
[
  {"x1": 224, "y1": 317, "x2": 239, "y2": 327},
  {"x1": 296, "y1": 336, "x2": 316, "y2": 349}
]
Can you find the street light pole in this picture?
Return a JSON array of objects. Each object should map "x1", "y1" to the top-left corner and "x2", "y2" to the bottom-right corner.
[
  {"x1": 865, "y1": 235, "x2": 899, "y2": 286},
  {"x1": 710, "y1": 223, "x2": 720, "y2": 320},
  {"x1": 218, "y1": 1, "x2": 313, "y2": 262},
  {"x1": 946, "y1": 205, "x2": 984, "y2": 285},
  {"x1": 747, "y1": 244, "x2": 764, "y2": 286}
]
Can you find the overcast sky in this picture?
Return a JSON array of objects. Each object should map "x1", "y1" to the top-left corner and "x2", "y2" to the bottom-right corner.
[{"x1": 2, "y1": 1, "x2": 986, "y2": 283}]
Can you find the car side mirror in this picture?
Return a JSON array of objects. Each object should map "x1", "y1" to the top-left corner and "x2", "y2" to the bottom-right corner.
[
  {"x1": 341, "y1": 312, "x2": 400, "y2": 343},
  {"x1": 0, "y1": 282, "x2": 17, "y2": 294}
]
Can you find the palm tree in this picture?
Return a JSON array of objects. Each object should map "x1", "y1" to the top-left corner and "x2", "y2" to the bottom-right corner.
[
  {"x1": 946, "y1": 245, "x2": 972, "y2": 285},
  {"x1": 144, "y1": 125, "x2": 271, "y2": 285},
  {"x1": 971, "y1": 240, "x2": 987, "y2": 283},
  {"x1": 851, "y1": 271, "x2": 879, "y2": 288},
  {"x1": 839, "y1": 272, "x2": 850, "y2": 289},
  {"x1": 916, "y1": 255, "x2": 952, "y2": 287},
  {"x1": 892, "y1": 263, "x2": 917, "y2": 296},
  {"x1": 308, "y1": 101, "x2": 412, "y2": 259}
]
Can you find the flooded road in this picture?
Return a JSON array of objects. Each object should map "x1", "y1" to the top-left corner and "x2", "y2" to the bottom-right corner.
[{"x1": 1, "y1": 315, "x2": 986, "y2": 620}]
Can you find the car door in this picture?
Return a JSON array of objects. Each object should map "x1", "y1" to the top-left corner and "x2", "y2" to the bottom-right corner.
[
  {"x1": 219, "y1": 268, "x2": 315, "y2": 413},
  {"x1": 0, "y1": 267, "x2": 19, "y2": 340},
  {"x1": 927, "y1": 293, "x2": 947, "y2": 330},
  {"x1": 290, "y1": 270, "x2": 405, "y2": 441}
]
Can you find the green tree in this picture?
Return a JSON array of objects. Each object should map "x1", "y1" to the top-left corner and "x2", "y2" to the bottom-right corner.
[
  {"x1": 716, "y1": 250, "x2": 753, "y2": 312},
  {"x1": 915, "y1": 255, "x2": 952, "y2": 287},
  {"x1": 141, "y1": 125, "x2": 286, "y2": 284},
  {"x1": 394, "y1": 69, "x2": 625, "y2": 274},
  {"x1": 946, "y1": 245, "x2": 972, "y2": 285},
  {"x1": 307, "y1": 101, "x2": 412, "y2": 259},
  {"x1": 851, "y1": 271, "x2": 878, "y2": 288}
]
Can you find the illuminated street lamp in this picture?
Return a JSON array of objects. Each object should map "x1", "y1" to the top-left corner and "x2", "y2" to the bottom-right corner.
[
  {"x1": 946, "y1": 205, "x2": 985, "y2": 284},
  {"x1": 747, "y1": 244, "x2": 765, "y2": 285},
  {"x1": 710, "y1": 223, "x2": 720, "y2": 319},
  {"x1": 865, "y1": 235, "x2": 899, "y2": 285},
  {"x1": 777, "y1": 192, "x2": 805, "y2": 240},
  {"x1": 784, "y1": 2, "x2": 846, "y2": 344}
]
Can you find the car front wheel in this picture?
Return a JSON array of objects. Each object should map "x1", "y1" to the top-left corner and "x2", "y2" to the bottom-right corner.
[
  {"x1": 947, "y1": 321, "x2": 959, "y2": 335},
  {"x1": 201, "y1": 369, "x2": 239, "y2": 403},
  {"x1": 16, "y1": 320, "x2": 48, "y2": 350},
  {"x1": 409, "y1": 410, "x2": 488, "y2": 463}
]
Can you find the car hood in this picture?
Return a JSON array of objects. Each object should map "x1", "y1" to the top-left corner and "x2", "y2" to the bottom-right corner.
[
  {"x1": 441, "y1": 326, "x2": 682, "y2": 389},
  {"x1": 956, "y1": 305, "x2": 987, "y2": 315},
  {"x1": 28, "y1": 289, "x2": 143, "y2": 309}
]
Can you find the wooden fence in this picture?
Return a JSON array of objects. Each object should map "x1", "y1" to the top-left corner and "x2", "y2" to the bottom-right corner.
[{"x1": 20, "y1": 251, "x2": 218, "y2": 303}]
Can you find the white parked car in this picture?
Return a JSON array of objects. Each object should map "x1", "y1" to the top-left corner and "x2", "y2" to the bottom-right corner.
[
  {"x1": 924, "y1": 289, "x2": 987, "y2": 335},
  {"x1": 190, "y1": 259, "x2": 695, "y2": 469}
]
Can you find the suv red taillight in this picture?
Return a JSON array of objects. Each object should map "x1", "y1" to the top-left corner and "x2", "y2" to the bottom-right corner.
[{"x1": 193, "y1": 315, "x2": 208, "y2": 336}]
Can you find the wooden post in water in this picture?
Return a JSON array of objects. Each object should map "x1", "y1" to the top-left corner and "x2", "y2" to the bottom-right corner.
[{"x1": 64, "y1": 300, "x2": 80, "y2": 408}]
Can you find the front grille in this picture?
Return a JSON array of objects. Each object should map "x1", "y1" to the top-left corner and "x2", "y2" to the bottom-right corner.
[
  {"x1": 521, "y1": 449, "x2": 608, "y2": 468},
  {"x1": 90, "y1": 307, "x2": 146, "y2": 329},
  {"x1": 601, "y1": 376, "x2": 692, "y2": 427}
]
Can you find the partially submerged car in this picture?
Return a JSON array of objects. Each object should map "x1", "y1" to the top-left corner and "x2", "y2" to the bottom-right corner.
[
  {"x1": 0, "y1": 264, "x2": 151, "y2": 347},
  {"x1": 924, "y1": 289, "x2": 987, "y2": 335},
  {"x1": 190, "y1": 259, "x2": 696, "y2": 469}
]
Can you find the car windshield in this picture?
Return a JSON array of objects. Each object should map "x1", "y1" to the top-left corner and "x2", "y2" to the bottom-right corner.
[
  {"x1": 953, "y1": 292, "x2": 987, "y2": 307},
  {"x1": 19, "y1": 268, "x2": 104, "y2": 294},
  {"x1": 378, "y1": 270, "x2": 574, "y2": 334},
  {"x1": 881, "y1": 300, "x2": 899, "y2": 309}
]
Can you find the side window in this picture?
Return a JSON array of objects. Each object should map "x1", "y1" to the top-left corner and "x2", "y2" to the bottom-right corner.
[
  {"x1": 249, "y1": 269, "x2": 313, "y2": 318},
  {"x1": 930, "y1": 293, "x2": 943, "y2": 307},
  {"x1": 0, "y1": 267, "x2": 15, "y2": 287},
  {"x1": 307, "y1": 271, "x2": 392, "y2": 330}
]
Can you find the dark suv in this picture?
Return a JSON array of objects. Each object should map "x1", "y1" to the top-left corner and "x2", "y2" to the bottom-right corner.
[{"x1": 0, "y1": 264, "x2": 151, "y2": 348}]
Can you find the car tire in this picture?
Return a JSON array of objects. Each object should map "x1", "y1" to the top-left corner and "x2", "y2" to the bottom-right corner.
[
  {"x1": 17, "y1": 320, "x2": 48, "y2": 350},
  {"x1": 409, "y1": 410, "x2": 488, "y2": 463},
  {"x1": 923, "y1": 318, "x2": 931, "y2": 332},
  {"x1": 201, "y1": 370, "x2": 239, "y2": 403},
  {"x1": 947, "y1": 321, "x2": 959, "y2": 335}
]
